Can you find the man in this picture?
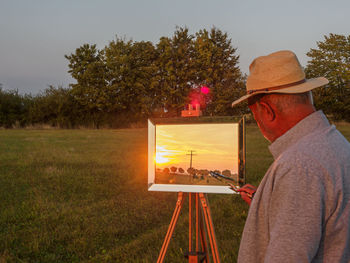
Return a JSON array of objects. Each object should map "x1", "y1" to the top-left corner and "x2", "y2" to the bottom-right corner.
[{"x1": 232, "y1": 50, "x2": 350, "y2": 262}]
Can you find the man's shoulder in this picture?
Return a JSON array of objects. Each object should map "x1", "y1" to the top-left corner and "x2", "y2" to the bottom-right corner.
[
  {"x1": 272, "y1": 149, "x2": 323, "y2": 180},
  {"x1": 283, "y1": 124, "x2": 350, "y2": 163},
  {"x1": 271, "y1": 124, "x2": 350, "y2": 190}
]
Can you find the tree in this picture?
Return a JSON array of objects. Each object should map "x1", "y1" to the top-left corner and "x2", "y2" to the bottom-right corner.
[
  {"x1": 29, "y1": 86, "x2": 79, "y2": 128},
  {"x1": 105, "y1": 38, "x2": 158, "y2": 119},
  {"x1": 178, "y1": 168, "x2": 184, "y2": 173},
  {"x1": 193, "y1": 27, "x2": 246, "y2": 116},
  {"x1": 0, "y1": 88, "x2": 31, "y2": 128},
  {"x1": 63, "y1": 27, "x2": 248, "y2": 127},
  {"x1": 65, "y1": 44, "x2": 108, "y2": 127},
  {"x1": 155, "y1": 27, "x2": 246, "y2": 117},
  {"x1": 305, "y1": 34, "x2": 350, "y2": 121},
  {"x1": 155, "y1": 27, "x2": 196, "y2": 116},
  {"x1": 170, "y1": 166, "x2": 177, "y2": 173},
  {"x1": 187, "y1": 167, "x2": 195, "y2": 176}
]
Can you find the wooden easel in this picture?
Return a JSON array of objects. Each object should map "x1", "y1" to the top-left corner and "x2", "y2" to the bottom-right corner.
[
  {"x1": 157, "y1": 192, "x2": 220, "y2": 263},
  {"x1": 157, "y1": 105, "x2": 225, "y2": 262}
]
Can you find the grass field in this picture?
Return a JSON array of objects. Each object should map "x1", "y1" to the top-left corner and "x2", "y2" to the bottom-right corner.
[{"x1": 1, "y1": 123, "x2": 349, "y2": 262}]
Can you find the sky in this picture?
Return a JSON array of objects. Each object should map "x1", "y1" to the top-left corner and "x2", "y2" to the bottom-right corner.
[
  {"x1": 1, "y1": 0, "x2": 349, "y2": 95},
  {"x1": 155, "y1": 123, "x2": 238, "y2": 172}
]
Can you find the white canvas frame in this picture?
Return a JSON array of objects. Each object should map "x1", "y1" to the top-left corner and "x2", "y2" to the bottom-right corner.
[{"x1": 148, "y1": 119, "x2": 243, "y2": 194}]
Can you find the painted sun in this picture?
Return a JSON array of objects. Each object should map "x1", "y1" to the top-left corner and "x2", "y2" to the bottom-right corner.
[{"x1": 155, "y1": 146, "x2": 173, "y2": 165}]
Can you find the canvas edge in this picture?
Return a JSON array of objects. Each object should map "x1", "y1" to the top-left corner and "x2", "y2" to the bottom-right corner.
[
  {"x1": 148, "y1": 184, "x2": 236, "y2": 194},
  {"x1": 238, "y1": 116, "x2": 246, "y2": 186},
  {"x1": 148, "y1": 119, "x2": 155, "y2": 185},
  {"x1": 147, "y1": 118, "x2": 242, "y2": 194}
]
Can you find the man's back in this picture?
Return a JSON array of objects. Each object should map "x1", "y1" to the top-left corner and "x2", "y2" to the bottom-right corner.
[
  {"x1": 238, "y1": 111, "x2": 350, "y2": 262},
  {"x1": 294, "y1": 114, "x2": 350, "y2": 262}
]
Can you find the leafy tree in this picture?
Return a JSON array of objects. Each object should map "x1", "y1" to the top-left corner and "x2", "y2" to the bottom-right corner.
[
  {"x1": 154, "y1": 26, "x2": 245, "y2": 117},
  {"x1": 305, "y1": 33, "x2": 350, "y2": 121},
  {"x1": 187, "y1": 167, "x2": 195, "y2": 175},
  {"x1": 170, "y1": 166, "x2": 177, "y2": 173},
  {"x1": 155, "y1": 27, "x2": 196, "y2": 116},
  {"x1": 29, "y1": 86, "x2": 79, "y2": 128},
  {"x1": 178, "y1": 168, "x2": 184, "y2": 173},
  {"x1": 193, "y1": 27, "x2": 246, "y2": 116},
  {"x1": 65, "y1": 44, "x2": 108, "y2": 127},
  {"x1": 105, "y1": 38, "x2": 158, "y2": 119},
  {"x1": 0, "y1": 87, "x2": 31, "y2": 128},
  {"x1": 63, "y1": 27, "x2": 247, "y2": 126}
]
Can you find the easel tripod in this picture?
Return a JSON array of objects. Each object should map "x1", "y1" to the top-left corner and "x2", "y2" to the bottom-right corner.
[{"x1": 157, "y1": 192, "x2": 220, "y2": 263}]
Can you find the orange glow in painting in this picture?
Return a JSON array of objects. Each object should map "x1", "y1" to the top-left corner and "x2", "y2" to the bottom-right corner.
[
  {"x1": 155, "y1": 145, "x2": 181, "y2": 165},
  {"x1": 155, "y1": 152, "x2": 169, "y2": 164},
  {"x1": 155, "y1": 146, "x2": 171, "y2": 164}
]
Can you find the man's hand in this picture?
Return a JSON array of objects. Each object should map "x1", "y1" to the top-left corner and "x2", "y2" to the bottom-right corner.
[{"x1": 230, "y1": 184, "x2": 257, "y2": 205}]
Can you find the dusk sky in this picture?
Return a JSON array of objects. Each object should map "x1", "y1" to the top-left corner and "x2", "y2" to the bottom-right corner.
[{"x1": 1, "y1": 0, "x2": 349, "y2": 94}]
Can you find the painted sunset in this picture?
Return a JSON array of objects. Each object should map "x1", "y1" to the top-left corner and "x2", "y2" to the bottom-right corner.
[{"x1": 155, "y1": 123, "x2": 239, "y2": 185}]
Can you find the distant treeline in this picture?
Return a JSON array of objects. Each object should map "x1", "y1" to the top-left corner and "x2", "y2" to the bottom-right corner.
[{"x1": 1, "y1": 31, "x2": 349, "y2": 128}]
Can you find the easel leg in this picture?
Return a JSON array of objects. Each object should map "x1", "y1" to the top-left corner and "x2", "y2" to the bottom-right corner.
[
  {"x1": 196, "y1": 193, "x2": 199, "y2": 253},
  {"x1": 198, "y1": 193, "x2": 209, "y2": 263},
  {"x1": 189, "y1": 193, "x2": 193, "y2": 253},
  {"x1": 199, "y1": 193, "x2": 221, "y2": 263},
  {"x1": 187, "y1": 193, "x2": 206, "y2": 263},
  {"x1": 157, "y1": 192, "x2": 220, "y2": 263},
  {"x1": 199, "y1": 217, "x2": 208, "y2": 263},
  {"x1": 157, "y1": 192, "x2": 185, "y2": 263}
]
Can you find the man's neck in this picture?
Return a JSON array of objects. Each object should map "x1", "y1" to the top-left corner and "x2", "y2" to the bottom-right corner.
[{"x1": 270, "y1": 107, "x2": 316, "y2": 142}]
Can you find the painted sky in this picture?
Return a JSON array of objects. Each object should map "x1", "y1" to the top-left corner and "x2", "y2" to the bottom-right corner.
[
  {"x1": 155, "y1": 123, "x2": 238, "y2": 173},
  {"x1": 1, "y1": 0, "x2": 350, "y2": 94}
]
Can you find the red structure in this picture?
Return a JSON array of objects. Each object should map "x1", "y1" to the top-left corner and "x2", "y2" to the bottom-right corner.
[{"x1": 181, "y1": 104, "x2": 202, "y2": 117}]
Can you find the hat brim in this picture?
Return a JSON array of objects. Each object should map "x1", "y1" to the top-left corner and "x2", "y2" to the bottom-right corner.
[{"x1": 231, "y1": 77, "x2": 329, "y2": 107}]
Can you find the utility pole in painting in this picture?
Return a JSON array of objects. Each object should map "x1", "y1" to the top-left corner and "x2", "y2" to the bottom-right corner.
[{"x1": 186, "y1": 150, "x2": 197, "y2": 168}]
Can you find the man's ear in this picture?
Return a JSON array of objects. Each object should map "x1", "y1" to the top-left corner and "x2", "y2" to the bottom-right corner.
[{"x1": 257, "y1": 101, "x2": 275, "y2": 122}]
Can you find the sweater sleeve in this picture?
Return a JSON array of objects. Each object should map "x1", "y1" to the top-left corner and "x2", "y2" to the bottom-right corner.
[{"x1": 264, "y1": 155, "x2": 325, "y2": 263}]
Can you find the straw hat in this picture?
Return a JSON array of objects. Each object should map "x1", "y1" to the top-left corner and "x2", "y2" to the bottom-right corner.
[{"x1": 231, "y1": 50, "x2": 329, "y2": 106}]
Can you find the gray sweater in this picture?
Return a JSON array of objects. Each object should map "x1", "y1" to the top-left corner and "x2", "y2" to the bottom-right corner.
[{"x1": 238, "y1": 111, "x2": 350, "y2": 263}]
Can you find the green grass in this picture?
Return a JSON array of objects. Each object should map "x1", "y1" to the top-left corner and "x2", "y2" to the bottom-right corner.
[{"x1": 1, "y1": 123, "x2": 349, "y2": 262}]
